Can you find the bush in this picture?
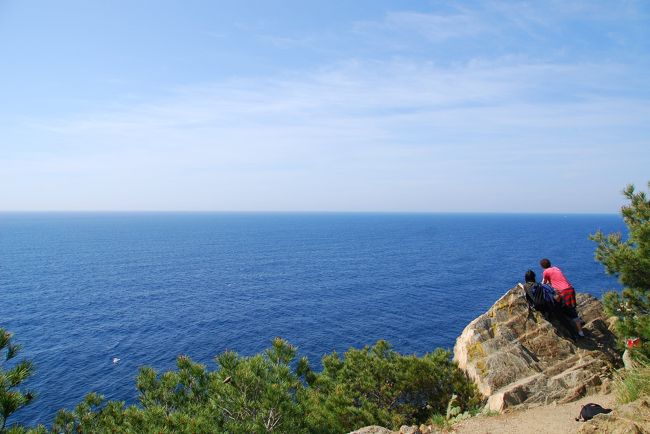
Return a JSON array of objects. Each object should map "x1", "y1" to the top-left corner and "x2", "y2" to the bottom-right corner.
[
  {"x1": 53, "y1": 338, "x2": 309, "y2": 433},
  {"x1": 301, "y1": 340, "x2": 480, "y2": 433},
  {"x1": 50, "y1": 339, "x2": 479, "y2": 433}
]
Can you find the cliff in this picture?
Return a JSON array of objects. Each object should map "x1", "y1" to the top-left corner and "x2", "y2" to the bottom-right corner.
[{"x1": 453, "y1": 284, "x2": 621, "y2": 411}]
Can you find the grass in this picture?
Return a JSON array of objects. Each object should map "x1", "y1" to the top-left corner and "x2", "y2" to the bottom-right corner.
[{"x1": 615, "y1": 353, "x2": 650, "y2": 403}]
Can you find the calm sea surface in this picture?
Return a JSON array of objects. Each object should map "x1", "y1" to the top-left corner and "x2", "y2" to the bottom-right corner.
[{"x1": 0, "y1": 213, "x2": 624, "y2": 426}]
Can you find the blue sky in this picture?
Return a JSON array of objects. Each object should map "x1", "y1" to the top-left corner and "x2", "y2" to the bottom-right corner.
[{"x1": 1, "y1": 1, "x2": 649, "y2": 212}]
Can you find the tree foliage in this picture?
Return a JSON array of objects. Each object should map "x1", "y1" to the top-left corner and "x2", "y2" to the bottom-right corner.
[
  {"x1": 53, "y1": 338, "x2": 309, "y2": 433},
  {"x1": 301, "y1": 340, "x2": 480, "y2": 433},
  {"x1": 49, "y1": 338, "x2": 479, "y2": 433},
  {"x1": 0, "y1": 329, "x2": 35, "y2": 433},
  {"x1": 591, "y1": 181, "x2": 650, "y2": 358}
]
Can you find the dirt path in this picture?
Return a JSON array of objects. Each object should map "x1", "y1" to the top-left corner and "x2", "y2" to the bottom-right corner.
[{"x1": 451, "y1": 393, "x2": 616, "y2": 434}]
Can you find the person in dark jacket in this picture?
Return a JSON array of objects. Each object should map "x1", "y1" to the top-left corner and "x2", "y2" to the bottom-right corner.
[{"x1": 522, "y1": 269, "x2": 580, "y2": 340}]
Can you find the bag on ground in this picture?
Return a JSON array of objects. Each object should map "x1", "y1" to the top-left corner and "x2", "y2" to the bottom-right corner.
[{"x1": 575, "y1": 403, "x2": 612, "y2": 421}]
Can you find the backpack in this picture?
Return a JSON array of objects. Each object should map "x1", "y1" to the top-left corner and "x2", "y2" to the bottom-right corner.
[
  {"x1": 523, "y1": 282, "x2": 557, "y2": 313},
  {"x1": 575, "y1": 403, "x2": 612, "y2": 421}
]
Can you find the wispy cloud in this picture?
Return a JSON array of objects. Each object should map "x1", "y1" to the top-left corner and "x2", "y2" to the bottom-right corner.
[
  {"x1": 350, "y1": 1, "x2": 649, "y2": 60},
  {"x1": 2, "y1": 2, "x2": 649, "y2": 211},
  {"x1": 35, "y1": 57, "x2": 646, "y2": 133},
  {"x1": 6, "y1": 53, "x2": 646, "y2": 211}
]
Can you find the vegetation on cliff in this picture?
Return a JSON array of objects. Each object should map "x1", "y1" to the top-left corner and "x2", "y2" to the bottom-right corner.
[
  {"x1": 591, "y1": 181, "x2": 650, "y2": 359},
  {"x1": 3, "y1": 337, "x2": 478, "y2": 433},
  {"x1": 300, "y1": 341, "x2": 480, "y2": 433}
]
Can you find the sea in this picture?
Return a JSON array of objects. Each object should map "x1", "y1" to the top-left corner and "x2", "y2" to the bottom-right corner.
[{"x1": 0, "y1": 212, "x2": 625, "y2": 427}]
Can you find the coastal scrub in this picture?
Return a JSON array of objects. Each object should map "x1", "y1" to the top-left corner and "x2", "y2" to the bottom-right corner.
[{"x1": 46, "y1": 338, "x2": 478, "y2": 433}]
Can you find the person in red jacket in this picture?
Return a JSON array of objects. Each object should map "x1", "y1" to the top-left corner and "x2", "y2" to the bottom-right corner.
[{"x1": 540, "y1": 258, "x2": 584, "y2": 337}]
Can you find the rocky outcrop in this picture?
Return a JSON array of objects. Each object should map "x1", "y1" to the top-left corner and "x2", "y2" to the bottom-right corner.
[
  {"x1": 453, "y1": 285, "x2": 621, "y2": 412},
  {"x1": 577, "y1": 398, "x2": 650, "y2": 433}
]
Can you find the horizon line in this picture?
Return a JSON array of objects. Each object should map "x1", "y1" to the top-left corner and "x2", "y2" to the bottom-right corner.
[{"x1": 0, "y1": 210, "x2": 620, "y2": 216}]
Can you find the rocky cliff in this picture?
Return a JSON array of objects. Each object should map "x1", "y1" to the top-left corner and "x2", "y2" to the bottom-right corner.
[{"x1": 453, "y1": 284, "x2": 621, "y2": 412}]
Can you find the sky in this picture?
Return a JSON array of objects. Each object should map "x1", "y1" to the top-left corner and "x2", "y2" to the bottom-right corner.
[{"x1": 1, "y1": 0, "x2": 649, "y2": 213}]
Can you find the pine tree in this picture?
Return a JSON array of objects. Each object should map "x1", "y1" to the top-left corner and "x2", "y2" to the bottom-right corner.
[
  {"x1": 301, "y1": 340, "x2": 480, "y2": 433},
  {"x1": 591, "y1": 182, "x2": 650, "y2": 358},
  {"x1": 0, "y1": 329, "x2": 35, "y2": 432},
  {"x1": 50, "y1": 338, "x2": 479, "y2": 433}
]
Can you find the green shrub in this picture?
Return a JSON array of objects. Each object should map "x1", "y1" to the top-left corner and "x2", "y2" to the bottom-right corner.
[
  {"x1": 53, "y1": 338, "x2": 309, "y2": 433},
  {"x1": 49, "y1": 339, "x2": 479, "y2": 433},
  {"x1": 301, "y1": 340, "x2": 480, "y2": 433}
]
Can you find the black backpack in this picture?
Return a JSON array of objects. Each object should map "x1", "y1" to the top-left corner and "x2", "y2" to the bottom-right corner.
[
  {"x1": 523, "y1": 282, "x2": 555, "y2": 313},
  {"x1": 575, "y1": 403, "x2": 612, "y2": 421}
]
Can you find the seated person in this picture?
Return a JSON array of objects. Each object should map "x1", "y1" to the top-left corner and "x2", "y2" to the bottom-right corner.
[
  {"x1": 522, "y1": 269, "x2": 581, "y2": 339},
  {"x1": 523, "y1": 270, "x2": 559, "y2": 310}
]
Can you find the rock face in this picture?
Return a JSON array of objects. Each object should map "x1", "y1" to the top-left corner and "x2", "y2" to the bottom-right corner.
[{"x1": 453, "y1": 285, "x2": 621, "y2": 412}]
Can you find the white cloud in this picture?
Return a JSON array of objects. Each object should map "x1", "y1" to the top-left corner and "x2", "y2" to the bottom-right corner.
[{"x1": 3, "y1": 0, "x2": 649, "y2": 212}]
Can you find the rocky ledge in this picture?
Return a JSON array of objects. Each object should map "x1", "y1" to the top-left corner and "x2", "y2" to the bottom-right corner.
[{"x1": 453, "y1": 285, "x2": 621, "y2": 412}]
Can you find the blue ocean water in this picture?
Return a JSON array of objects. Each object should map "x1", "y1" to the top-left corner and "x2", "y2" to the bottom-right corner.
[{"x1": 0, "y1": 213, "x2": 625, "y2": 427}]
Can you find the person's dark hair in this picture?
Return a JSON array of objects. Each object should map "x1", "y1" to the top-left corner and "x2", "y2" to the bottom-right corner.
[
  {"x1": 525, "y1": 269, "x2": 536, "y2": 283},
  {"x1": 540, "y1": 258, "x2": 551, "y2": 269}
]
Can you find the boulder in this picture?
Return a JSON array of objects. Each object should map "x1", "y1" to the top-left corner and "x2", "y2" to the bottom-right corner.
[{"x1": 453, "y1": 284, "x2": 621, "y2": 412}]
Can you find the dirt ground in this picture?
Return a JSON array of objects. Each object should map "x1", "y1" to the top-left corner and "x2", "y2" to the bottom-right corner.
[{"x1": 451, "y1": 393, "x2": 617, "y2": 434}]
